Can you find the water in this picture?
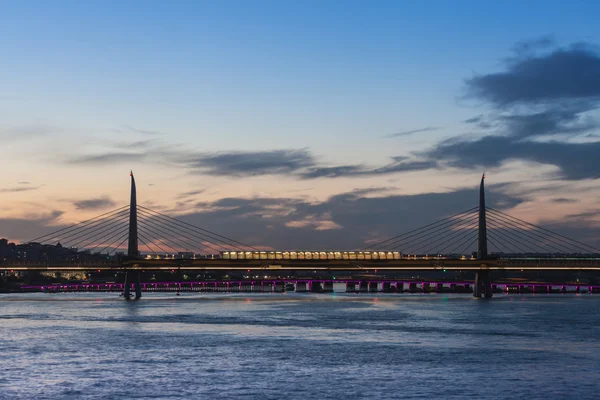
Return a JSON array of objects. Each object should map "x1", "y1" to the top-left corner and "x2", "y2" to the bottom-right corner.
[{"x1": 1, "y1": 293, "x2": 599, "y2": 399}]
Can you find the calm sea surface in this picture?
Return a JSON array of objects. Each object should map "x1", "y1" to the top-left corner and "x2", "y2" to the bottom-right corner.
[{"x1": 1, "y1": 293, "x2": 599, "y2": 399}]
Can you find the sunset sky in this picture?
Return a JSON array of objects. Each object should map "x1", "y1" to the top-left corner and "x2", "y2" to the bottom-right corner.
[{"x1": 1, "y1": 0, "x2": 600, "y2": 249}]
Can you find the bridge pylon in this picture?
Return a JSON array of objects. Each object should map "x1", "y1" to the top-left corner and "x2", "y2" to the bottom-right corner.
[
  {"x1": 123, "y1": 171, "x2": 142, "y2": 300},
  {"x1": 474, "y1": 174, "x2": 493, "y2": 298}
]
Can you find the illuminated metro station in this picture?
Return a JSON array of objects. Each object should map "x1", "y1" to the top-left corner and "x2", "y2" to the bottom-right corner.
[{"x1": 219, "y1": 250, "x2": 464, "y2": 261}]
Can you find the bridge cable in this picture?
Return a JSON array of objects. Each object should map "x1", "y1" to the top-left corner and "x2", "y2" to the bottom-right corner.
[
  {"x1": 440, "y1": 229, "x2": 477, "y2": 254},
  {"x1": 26, "y1": 205, "x2": 129, "y2": 243},
  {"x1": 108, "y1": 235, "x2": 130, "y2": 256},
  {"x1": 487, "y1": 211, "x2": 584, "y2": 253},
  {"x1": 138, "y1": 223, "x2": 194, "y2": 255},
  {"x1": 137, "y1": 225, "x2": 181, "y2": 255},
  {"x1": 485, "y1": 224, "x2": 530, "y2": 254},
  {"x1": 487, "y1": 236, "x2": 503, "y2": 254},
  {"x1": 409, "y1": 217, "x2": 479, "y2": 254},
  {"x1": 67, "y1": 213, "x2": 130, "y2": 250},
  {"x1": 138, "y1": 209, "x2": 238, "y2": 253},
  {"x1": 378, "y1": 212, "x2": 479, "y2": 252},
  {"x1": 457, "y1": 234, "x2": 479, "y2": 255},
  {"x1": 137, "y1": 212, "x2": 223, "y2": 254},
  {"x1": 433, "y1": 223, "x2": 479, "y2": 254},
  {"x1": 362, "y1": 206, "x2": 478, "y2": 250},
  {"x1": 138, "y1": 210, "x2": 230, "y2": 254},
  {"x1": 364, "y1": 207, "x2": 478, "y2": 251},
  {"x1": 94, "y1": 228, "x2": 129, "y2": 255},
  {"x1": 486, "y1": 219, "x2": 549, "y2": 254},
  {"x1": 375, "y1": 211, "x2": 479, "y2": 252},
  {"x1": 487, "y1": 231, "x2": 519, "y2": 254},
  {"x1": 36, "y1": 209, "x2": 129, "y2": 247},
  {"x1": 486, "y1": 215, "x2": 570, "y2": 254},
  {"x1": 487, "y1": 216, "x2": 573, "y2": 254},
  {"x1": 138, "y1": 205, "x2": 258, "y2": 251},
  {"x1": 414, "y1": 215, "x2": 477, "y2": 253},
  {"x1": 83, "y1": 225, "x2": 131, "y2": 255},
  {"x1": 137, "y1": 233, "x2": 162, "y2": 255},
  {"x1": 487, "y1": 207, "x2": 600, "y2": 253}
]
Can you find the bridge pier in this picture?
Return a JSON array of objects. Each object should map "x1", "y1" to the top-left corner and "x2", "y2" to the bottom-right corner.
[
  {"x1": 122, "y1": 271, "x2": 142, "y2": 300},
  {"x1": 311, "y1": 281, "x2": 323, "y2": 292},
  {"x1": 359, "y1": 281, "x2": 369, "y2": 292},
  {"x1": 474, "y1": 270, "x2": 493, "y2": 298}
]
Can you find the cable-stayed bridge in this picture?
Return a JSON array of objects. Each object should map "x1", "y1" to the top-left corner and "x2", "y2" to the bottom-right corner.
[{"x1": 4, "y1": 173, "x2": 600, "y2": 299}]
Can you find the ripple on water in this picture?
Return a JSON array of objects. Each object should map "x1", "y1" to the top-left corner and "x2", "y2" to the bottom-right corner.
[{"x1": 0, "y1": 293, "x2": 599, "y2": 399}]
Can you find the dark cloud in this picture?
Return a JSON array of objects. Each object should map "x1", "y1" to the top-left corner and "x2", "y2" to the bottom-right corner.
[
  {"x1": 424, "y1": 135, "x2": 600, "y2": 180},
  {"x1": 418, "y1": 40, "x2": 600, "y2": 179},
  {"x1": 0, "y1": 210, "x2": 65, "y2": 243},
  {"x1": 464, "y1": 116, "x2": 483, "y2": 124},
  {"x1": 0, "y1": 186, "x2": 40, "y2": 193},
  {"x1": 180, "y1": 149, "x2": 316, "y2": 177},
  {"x1": 466, "y1": 43, "x2": 600, "y2": 106},
  {"x1": 510, "y1": 36, "x2": 556, "y2": 56},
  {"x1": 168, "y1": 186, "x2": 524, "y2": 250},
  {"x1": 68, "y1": 153, "x2": 147, "y2": 164},
  {"x1": 300, "y1": 157, "x2": 436, "y2": 179},
  {"x1": 384, "y1": 126, "x2": 440, "y2": 139},
  {"x1": 537, "y1": 214, "x2": 600, "y2": 251},
  {"x1": 66, "y1": 144, "x2": 436, "y2": 179},
  {"x1": 551, "y1": 198, "x2": 577, "y2": 204},
  {"x1": 501, "y1": 107, "x2": 598, "y2": 139},
  {"x1": 124, "y1": 125, "x2": 163, "y2": 136},
  {"x1": 2, "y1": 186, "x2": 598, "y2": 251},
  {"x1": 73, "y1": 197, "x2": 117, "y2": 210},
  {"x1": 299, "y1": 165, "x2": 366, "y2": 179},
  {"x1": 176, "y1": 189, "x2": 205, "y2": 199}
]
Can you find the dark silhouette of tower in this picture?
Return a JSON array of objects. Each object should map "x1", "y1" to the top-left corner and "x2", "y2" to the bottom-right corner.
[
  {"x1": 474, "y1": 174, "x2": 493, "y2": 298},
  {"x1": 123, "y1": 171, "x2": 142, "y2": 300}
]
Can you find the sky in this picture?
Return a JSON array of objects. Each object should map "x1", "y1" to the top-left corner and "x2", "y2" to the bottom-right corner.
[{"x1": 1, "y1": 0, "x2": 600, "y2": 250}]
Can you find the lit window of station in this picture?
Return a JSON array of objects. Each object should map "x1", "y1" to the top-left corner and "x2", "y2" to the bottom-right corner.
[{"x1": 220, "y1": 251, "x2": 405, "y2": 260}]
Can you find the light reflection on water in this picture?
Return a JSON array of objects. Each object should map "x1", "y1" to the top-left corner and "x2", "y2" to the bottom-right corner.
[{"x1": 1, "y1": 293, "x2": 599, "y2": 399}]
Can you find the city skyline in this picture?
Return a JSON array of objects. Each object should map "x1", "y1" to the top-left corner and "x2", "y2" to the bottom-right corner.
[{"x1": 1, "y1": 1, "x2": 600, "y2": 249}]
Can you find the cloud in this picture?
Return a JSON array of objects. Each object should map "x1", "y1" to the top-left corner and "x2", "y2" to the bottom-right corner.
[
  {"x1": 500, "y1": 107, "x2": 598, "y2": 139},
  {"x1": 551, "y1": 198, "x2": 577, "y2": 204},
  {"x1": 176, "y1": 189, "x2": 205, "y2": 199},
  {"x1": 0, "y1": 186, "x2": 40, "y2": 193},
  {"x1": 3, "y1": 185, "x2": 599, "y2": 250},
  {"x1": 423, "y1": 135, "x2": 600, "y2": 180},
  {"x1": 66, "y1": 142, "x2": 437, "y2": 179},
  {"x1": 179, "y1": 149, "x2": 316, "y2": 177},
  {"x1": 0, "y1": 210, "x2": 65, "y2": 243},
  {"x1": 299, "y1": 157, "x2": 436, "y2": 179},
  {"x1": 159, "y1": 185, "x2": 525, "y2": 250},
  {"x1": 416, "y1": 40, "x2": 600, "y2": 180},
  {"x1": 63, "y1": 41, "x2": 600, "y2": 184},
  {"x1": 73, "y1": 197, "x2": 117, "y2": 210},
  {"x1": 384, "y1": 126, "x2": 440, "y2": 139},
  {"x1": 465, "y1": 42, "x2": 600, "y2": 106},
  {"x1": 68, "y1": 153, "x2": 147, "y2": 164},
  {"x1": 124, "y1": 125, "x2": 163, "y2": 136},
  {"x1": 464, "y1": 116, "x2": 483, "y2": 124}
]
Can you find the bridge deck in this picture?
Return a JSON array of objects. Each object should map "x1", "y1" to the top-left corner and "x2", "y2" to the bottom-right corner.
[{"x1": 4, "y1": 258, "x2": 600, "y2": 271}]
